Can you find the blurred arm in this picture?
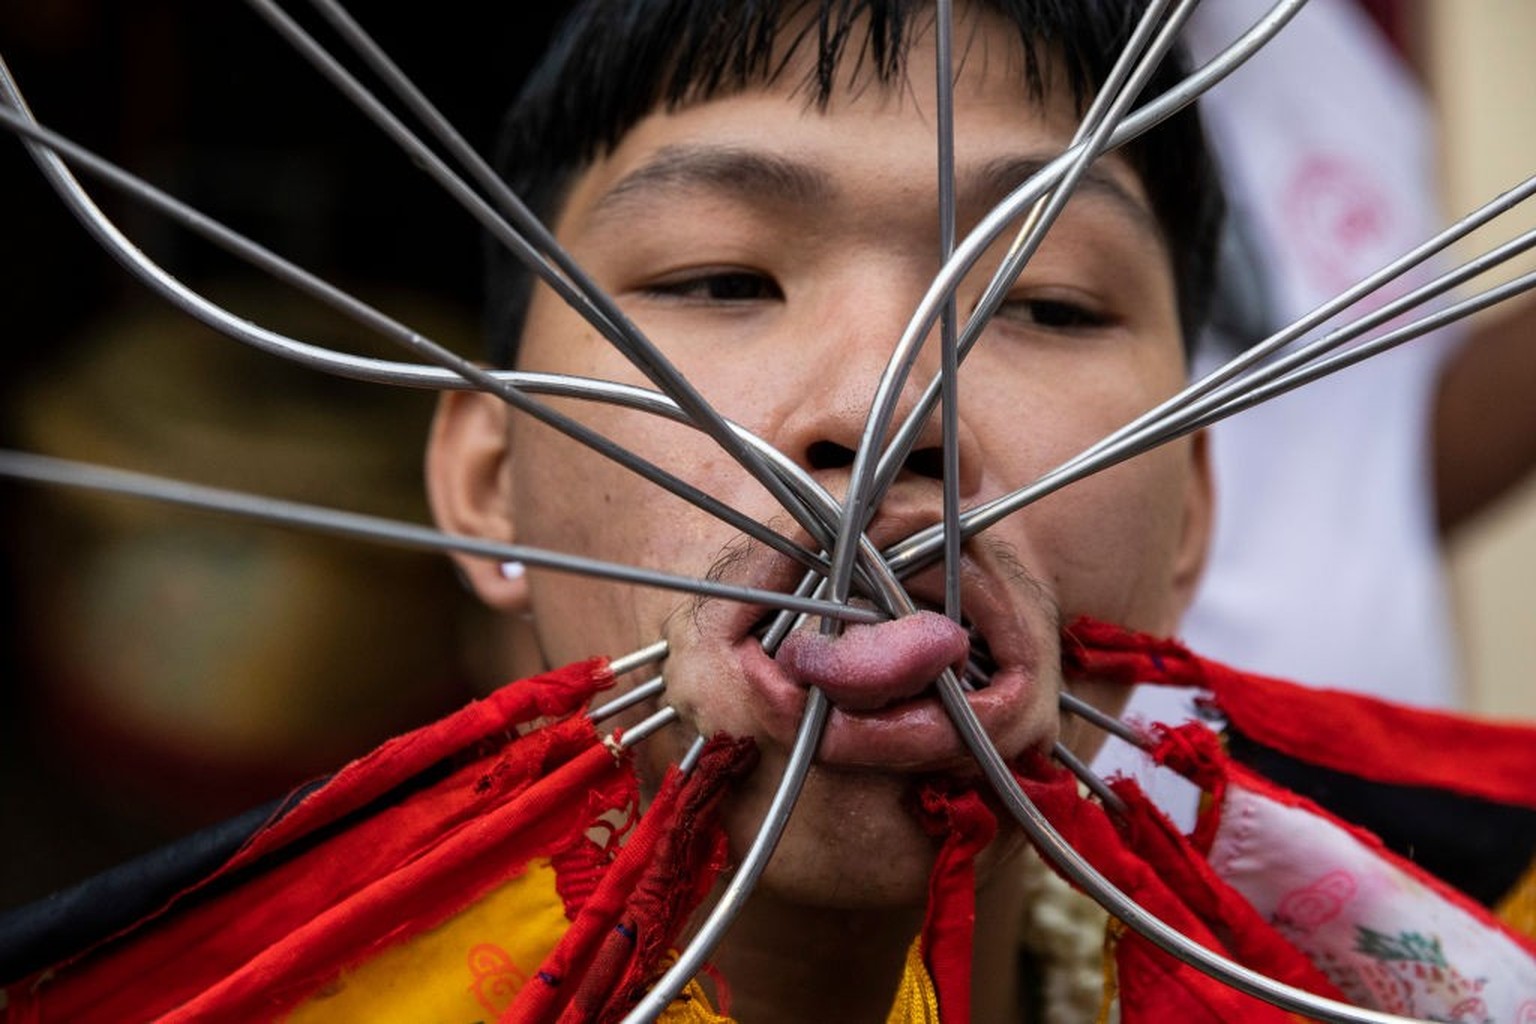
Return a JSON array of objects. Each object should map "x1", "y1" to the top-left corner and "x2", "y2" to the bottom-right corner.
[{"x1": 1434, "y1": 295, "x2": 1536, "y2": 534}]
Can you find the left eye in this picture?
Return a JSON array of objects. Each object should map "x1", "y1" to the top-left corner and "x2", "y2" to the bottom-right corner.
[
  {"x1": 645, "y1": 271, "x2": 783, "y2": 303},
  {"x1": 997, "y1": 298, "x2": 1108, "y2": 330}
]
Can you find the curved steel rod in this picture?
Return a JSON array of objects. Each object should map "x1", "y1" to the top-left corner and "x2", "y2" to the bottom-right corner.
[
  {"x1": 624, "y1": 409, "x2": 946, "y2": 1018},
  {"x1": 0, "y1": 56, "x2": 912, "y2": 590},
  {"x1": 607, "y1": 639, "x2": 669, "y2": 679},
  {"x1": 1051, "y1": 741, "x2": 1129, "y2": 817},
  {"x1": 548, "y1": 222, "x2": 1531, "y2": 1023},
  {"x1": 0, "y1": 0, "x2": 1307, "y2": 408},
  {"x1": 622, "y1": 570, "x2": 832, "y2": 1024},
  {"x1": 705, "y1": 453, "x2": 1426, "y2": 1023},
  {"x1": 934, "y1": 672, "x2": 1414, "y2": 1024},
  {"x1": 616, "y1": 705, "x2": 680, "y2": 749},
  {"x1": 677, "y1": 735, "x2": 709, "y2": 776},
  {"x1": 588, "y1": 676, "x2": 667, "y2": 724},
  {"x1": 885, "y1": 206, "x2": 1536, "y2": 576},
  {"x1": 625, "y1": 689, "x2": 830, "y2": 1022},
  {"x1": 935, "y1": 0, "x2": 962, "y2": 624},
  {"x1": 870, "y1": 0, "x2": 1188, "y2": 507},
  {"x1": 1062, "y1": 171, "x2": 1536, "y2": 473},
  {"x1": 819, "y1": 0, "x2": 1310, "y2": 603},
  {"x1": 629, "y1": 0, "x2": 1443, "y2": 1015},
  {"x1": 239, "y1": 0, "x2": 833, "y2": 546},
  {"x1": 1059, "y1": 691, "x2": 1148, "y2": 749},
  {"x1": 1189, "y1": 267, "x2": 1536, "y2": 432},
  {"x1": 1091, "y1": 256, "x2": 1536, "y2": 476},
  {"x1": 0, "y1": 73, "x2": 896, "y2": 600},
  {"x1": 0, "y1": 100, "x2": 831, "y2": 577},
  {"x1": 3, "y1": 0, "x2": 1499, "y2": 1018}
]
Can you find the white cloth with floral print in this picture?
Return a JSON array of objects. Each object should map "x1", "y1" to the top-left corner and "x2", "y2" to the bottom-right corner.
[{"x1": 1209, "y1": 776, "x2": 1536, "y2": 1021}]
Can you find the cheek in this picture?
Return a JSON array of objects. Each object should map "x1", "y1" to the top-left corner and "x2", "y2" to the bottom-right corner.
[
  {"x1": 1028, "y1": 445, "x2": 1196, "y2": 631},
  {"x1": 505, "y1": 402, "x2": 765, "y2": 669},
  {"x1": 973, "y1": 339, "x2": 1192, "y2": 619}
]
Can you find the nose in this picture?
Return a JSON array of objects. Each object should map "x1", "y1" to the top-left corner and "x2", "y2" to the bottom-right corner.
[
  {"x1": 773, "y1": 268, "x2": 984, "y2": 511},
  {"x1": 804, "y1": 437, "x2": 945, "y2": 481}
]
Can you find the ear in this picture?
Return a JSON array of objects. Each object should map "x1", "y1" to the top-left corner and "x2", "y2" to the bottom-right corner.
[
  {"x1": 425, "y1": 390, "x2": 530, "y2": 613},
  {"x1": 1169, "y1": 430, "x2": 1214, "y2": 617}
]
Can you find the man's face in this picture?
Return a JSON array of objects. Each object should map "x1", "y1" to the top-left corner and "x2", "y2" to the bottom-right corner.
[{"x1": 431, "y1": 10, "x2": 1209, "y2": 906}]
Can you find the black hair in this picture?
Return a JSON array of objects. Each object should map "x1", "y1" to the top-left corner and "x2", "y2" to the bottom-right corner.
[{"x1": 486, "y1": 0, "x2": 1224, "y2": 366}]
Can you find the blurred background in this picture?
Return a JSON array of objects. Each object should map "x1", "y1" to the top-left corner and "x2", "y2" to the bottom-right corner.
[
  {"x1": 0, "y1": 1, "x2": 1532, "y2": 910},
  {"x1": 1424, "y1": 2, "x2": 1536, "y2": 719},
  {"x1": 0, "y1": 2, "x2": 567, "y2": 907}
]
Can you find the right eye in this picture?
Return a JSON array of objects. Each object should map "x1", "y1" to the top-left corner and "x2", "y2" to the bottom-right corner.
[{"x1": 644, "y1": 270, "x2": 783, "y2": 304}]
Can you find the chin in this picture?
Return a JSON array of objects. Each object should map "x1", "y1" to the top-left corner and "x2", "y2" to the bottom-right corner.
[{"x1": 718, "y1": 758, "x2": 958, "y2": 910}]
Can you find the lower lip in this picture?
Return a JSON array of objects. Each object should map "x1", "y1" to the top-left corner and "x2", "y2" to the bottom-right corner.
[{"x1": 736, "y1": 639, "x2": 1038, "y2": 771}]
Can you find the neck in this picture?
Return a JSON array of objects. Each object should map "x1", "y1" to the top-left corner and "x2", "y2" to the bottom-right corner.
[
  {"x1": 707, "y1": 861, "x2": 1029, "y2": 1023},
  {"x1": 711, "y1": 891, "x2": 918, "y2": 1024},
  {"x1": 973, "y1": 859, "x2": 1028, "y2": 1024}
]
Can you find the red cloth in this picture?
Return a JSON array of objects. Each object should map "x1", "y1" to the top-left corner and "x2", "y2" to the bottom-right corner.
[
  {"x1": 228, "y1": 656, "x2": 614, "y2": 873},
  {"x1": 1014, "y1": 759, "x2": 1340, "y2": 1023},
  {"x1": 1108, "y1": 776, "x2": 1344, "y2": 997},
  {"x1": 1144, "y1": 723, "x2": 1228, "y2": 854},
  {"x1": 914, "y1": 784, "x2": 998, "y2": 1024},
  {"x1": 1064, "y1": 618, "x2": 1536, "y2": 810},
  {"x1": 507, "y1": 735, "x2": 758, "y2": 1024},
  {"x1": 603, "y1": 736, "x2": 758, "y2": 1023},
  {"x1": 169, "y1": 734, "x2": 632, "y2": 1022},
  {"x1": 11, "y1": 659, "x2": 623, "y2": 1023}
]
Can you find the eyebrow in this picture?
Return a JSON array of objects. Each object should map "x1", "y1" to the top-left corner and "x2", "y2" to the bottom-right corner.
[
  {"x1": 590, "y1": 144, "x2": 1164, "y2": 247},
  {"x1": 969, "y1": 154, "x2": 1165, "y2": 247},
  {"x1": 592, "y1": 145, "x2": 838, "y2": 217}
]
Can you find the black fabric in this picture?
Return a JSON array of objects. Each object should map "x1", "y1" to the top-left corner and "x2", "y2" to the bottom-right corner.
[
  {"x1": 0, "y1": 786, "x2": 314, "y2": 985},
  {"x1": 0, "y1": 740, "x2": 484, "y2": 986},
  {"x1": 1228, "y1": 728, "x2": 1536, "y2": 908}
]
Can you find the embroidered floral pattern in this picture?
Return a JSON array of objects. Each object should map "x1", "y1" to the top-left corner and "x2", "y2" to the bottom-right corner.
[
  {"x1": 1275, "y1": 870, "x2": 1356, "y2": 932},
  {"x1": 467, "y1": 942, "x2": 527, "y2": 1017}
]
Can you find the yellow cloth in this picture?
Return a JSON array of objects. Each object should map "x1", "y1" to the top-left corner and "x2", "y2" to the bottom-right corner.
[
  {"x1": 884, "y1": 937, "x2": 942, "y2": 1023},
  {"x1": 283, "y1": 859, "x2": 940, "y2": 1023},
  {"x1": 1496, "y1": 854, "x2": 1536, "y2": 941},
  {"x1": 284, "y1": 857, "x2": 571, "y2": 1023}
]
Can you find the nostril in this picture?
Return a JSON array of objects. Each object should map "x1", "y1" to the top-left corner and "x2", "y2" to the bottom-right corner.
[
  {"x1": 904, "y1": 446, "x2": 944, "y2": 481},
  {"x1": 806, "y1": 440, "x2": 856, "y2": 471}
]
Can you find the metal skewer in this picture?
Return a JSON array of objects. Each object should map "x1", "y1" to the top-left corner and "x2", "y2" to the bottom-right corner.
[{"x1": 0, "y1": 450, "x2": 878, "y2": 625}]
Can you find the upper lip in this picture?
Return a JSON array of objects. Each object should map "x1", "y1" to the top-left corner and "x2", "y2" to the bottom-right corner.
[{"x1": 716, "y1": 512, "x2": 1037, "y2": 671}]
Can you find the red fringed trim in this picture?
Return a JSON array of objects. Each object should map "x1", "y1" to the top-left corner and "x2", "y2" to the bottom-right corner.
[
  {"x1": 913, "y1": 783, "x2": 997, "y2": 1024},
  {"x1": 506, "y1": 772, "x2": 684, "y2": 1023},
  {"x1": 1066, "y1": 617, "x2": 1536, "y2": 812},
  {"x1": 507, "y1": 735, "x2": 759, "y2": 1024},
  {"x1": 551, "y1": 753, "x2": 644, "y2": 922},
  {"x1": 1146, "y1": 722, "x2": 1228, "y2": 854},
  {"x1": 1061, "y1": 618, "x2": 1205, "y2": 689},
  {"x1": 600, "y1": 735, "x2": 759, "y2": 1024},
  {"x1": 551, "y1": 817, "x2": 626, "y2": 922},
  {"x1": 698, "y1": 962, "x2": 733, "y2": 1017}
]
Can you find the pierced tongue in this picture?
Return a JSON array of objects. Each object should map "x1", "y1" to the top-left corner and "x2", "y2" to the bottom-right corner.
[{"x1": 776, "y1": 610, "x2": 970, "y2": 712}]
